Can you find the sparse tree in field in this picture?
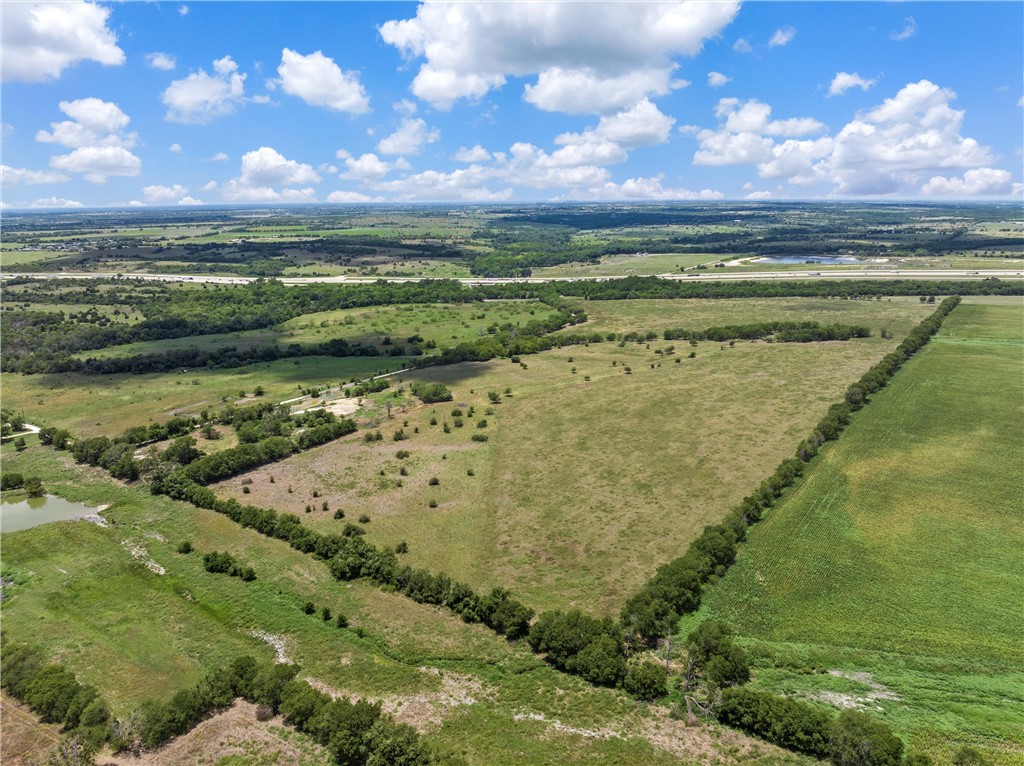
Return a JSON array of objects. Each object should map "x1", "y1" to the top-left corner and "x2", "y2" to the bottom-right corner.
[{"x1": 302, "y1": 601, "x2": 316, "y2": 615}]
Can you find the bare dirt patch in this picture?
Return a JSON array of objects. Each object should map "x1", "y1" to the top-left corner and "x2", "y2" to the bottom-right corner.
[
  {"x1": 0, "y1": 692, "x2": 63, "y2": 766},
  {"x1": 307, "y1": 666, "x2": 494, "y2": 733}
]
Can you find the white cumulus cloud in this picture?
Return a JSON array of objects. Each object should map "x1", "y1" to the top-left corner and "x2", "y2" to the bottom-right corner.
[
  {"x1": 341, "y1": 153, "x2": 392, "y2": 181},
  {"x1": 890, "y1": 17, "x2": 917, "y2": 42},
  {"x1": 327, "y1": 190, "x2": 380, "y2": 203},
  {"x1": 238, "y1": 146, "x2": 320, "y2": 186},
  {"x1": 36, "y1": 98, "x2": 135, "y2": 148},
  {"x1": 31, "y1": 196, "x2": 83, "y2": 208},
  {"x1": 921, "y1": 168, "x2": 1018, "y2": 197},
  {"x1": 143, "y1": 184, "x2": 189, "y2": 203},
  {"x1": 146, "y1": 52, "x2": 177, "y2": 71},
  {"x1": 377, "y1": 118, "x2": 440, "y2": 155},
  {"x1": 50, "y1": 146, "x2": 141, "y2": 184},
  {"x1": 829, "y1": 72, "x2": 877, "y2": 97},
  {"x1": 769, "y1": 26, "x2": 796, "y2": 48},
  {"x1": 37, "y1": 98, "x2": 141, "y2": 183},
  {"x1": 380, "y1": 1, "x2": 739, "y2": 111},
  {"x1": 524, "y1": 67, "x2": 687, "y2": 115},
  {"x1": 708, "y1": 71, "x2": 731, "y2": 88},
  {"x1": 1, "y1": 165, "x2": 70, "y2": 187},
  {"x1": 453, "y1": 145, "x2": 491, "y2": 163},
  {"x1": 163, "y1": 56, "x2": 246, "y2": 124},
  {"x1": 1, "y1": 1, "x2": 124, "y2": 82},
  {"x1": 277, "y1": 48, "x2": 369, "y2": 113},
  {"x1": 561, "y1": 176, "x2": 723, "y2": 201}
]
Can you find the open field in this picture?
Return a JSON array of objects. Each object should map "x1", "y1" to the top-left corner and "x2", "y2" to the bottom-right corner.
[
  {"x1": 680, "y1": 301, "x2": 1024, "y2": 764},
  {"x1": 215, "y1": 309, "x2": 914, "y2": 614},
  {"x1": 0, "y1": 356, "x2": 407, "y2": 437},
  {"x1": 75, "y1": 300, "x2": 557, "y2": 361},
  {"x1": 562, "y1": 296, "x2": 935, "y2": 338},
  {"x1": 0, "y1": 442, "x2": 808, "y2": 766}
]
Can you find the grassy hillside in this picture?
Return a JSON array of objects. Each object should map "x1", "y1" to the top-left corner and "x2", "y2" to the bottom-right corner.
[{"x1": 681, "y1": 300, "x2": 1024, "y2": 764}]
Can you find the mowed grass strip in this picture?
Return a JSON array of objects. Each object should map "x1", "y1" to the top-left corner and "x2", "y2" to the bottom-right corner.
[{"x1": 683, "y1": 302, "x2": 1024, "y2": 760}]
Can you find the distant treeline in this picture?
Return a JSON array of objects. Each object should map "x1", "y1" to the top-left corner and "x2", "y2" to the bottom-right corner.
[
  {"x1": 557, "y1": 276, "x2": 1022, "y2": 300},
  {"x1": 1, "y1": 279, "x2": 562, "y2": 373},
  {"x1": 4, "y1": 276, "x2": 1016, "y2": 373}
]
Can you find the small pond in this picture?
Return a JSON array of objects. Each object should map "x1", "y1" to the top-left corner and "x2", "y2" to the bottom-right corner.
[
  {"x1": 754, "y1": 255, "x2": 860, "y2": 265},
  {"x1": 1, "y1": 494, "x2": 104, "y2": 533}
]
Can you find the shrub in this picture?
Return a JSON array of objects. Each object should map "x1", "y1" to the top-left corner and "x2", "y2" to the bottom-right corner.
[
  {"x1": 358, "y1": 514, "x2": 371, "y2": 524},
  {"x1": 829, "y1": 710, "x2": 904, "y2": 766},
  {"x1": 177, "y1": 541, "x2": 194, "y2": 554},
  {"x1": 302, "y1": 601, "x2": 316, "y2": 615},
  {"x1": 428, "y1": 477, "x2": 439, "y2": 486},
  {"x1": 624, "y1": 661, "x2": 669, "y2": 700},
  {"x1": 410, "y1": 381, "x2": 452, "y2": 403},
  {"x1": 471, "y1": 434, "x2": 488, "y2": 442}
]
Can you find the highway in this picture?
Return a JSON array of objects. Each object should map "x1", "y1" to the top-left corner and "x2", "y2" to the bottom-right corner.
[{"x1": 2, "y1": 269, "x2": 1022, "y2": 286}]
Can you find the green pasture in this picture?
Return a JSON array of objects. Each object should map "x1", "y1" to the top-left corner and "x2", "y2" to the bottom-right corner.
[
  {"x1": 0, "y1": 444, "x2": 807, "y2": 766},
  {"x1": 682, "y1": 302, "x2": 1024, "y2": 764},
  {"x1": 217, "y1": 310, "x2": 911, "y2": 615}
]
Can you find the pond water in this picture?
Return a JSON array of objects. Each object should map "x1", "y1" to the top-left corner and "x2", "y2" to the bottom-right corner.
[
  {"x1": 0, "y1": 494, "x2": 103, "y2": 533},
  {"x1": 755, "y1": 255, "x2": 861, "y2": 265}
]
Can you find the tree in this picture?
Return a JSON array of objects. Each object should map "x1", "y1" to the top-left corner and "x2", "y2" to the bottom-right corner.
[
  {"x1": 24, "y1": 477, "x2": 45, "y2": 498},
  {"x1": 828, "y1": 710, "x2": 904, "y2": 766},
  {"x1": 364, "y1": 719, "x2": 432, "y2": 766},
  {"x1": 624, "y1": 661, "x2": 669, "y2": 700}
]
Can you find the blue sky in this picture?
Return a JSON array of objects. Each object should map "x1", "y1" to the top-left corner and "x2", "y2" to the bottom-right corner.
[{"x1": 2, "y1": 1, "x2": 1022, "y2": 207}]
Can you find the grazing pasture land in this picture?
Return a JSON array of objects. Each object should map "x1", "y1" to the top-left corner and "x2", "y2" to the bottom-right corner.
[
  {"x1": 215, "y1": 301, "x2": 917, "y2": 614},
  {"x1": 0, "y1": 442, "x2": 805, "y2": 766},
  {"x1": 681, "y1": 300, "x2": 1024, "y2": 764}
]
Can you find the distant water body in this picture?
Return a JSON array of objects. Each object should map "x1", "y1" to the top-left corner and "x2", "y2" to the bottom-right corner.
[{"x1": 1, "y1": 494, "x2": 103, "y2": 533}]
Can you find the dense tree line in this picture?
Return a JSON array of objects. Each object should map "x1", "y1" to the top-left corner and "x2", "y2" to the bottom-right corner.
[
  {"x1": 1, "y1": 640, "x2": 431, "y2": 765},
  {"x1": 664, "y1": 320, "x2": 870, "y2": 343},
  {"x1": 1, "y1": 641, "x2": 113, "y2": 762},
  {"x1": 558, "y1": 277, "x2": 1021, "y2": 301}
]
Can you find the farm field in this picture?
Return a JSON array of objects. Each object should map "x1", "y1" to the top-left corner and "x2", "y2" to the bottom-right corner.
[
  {"x1": 73, "y1": 300, "x2": 558, "y2": 361},
  {"x1": 680, "y1": 300, "x2": 1024, "y2": 764},
  {"x1": 214, "y1": 303, "x2": 916, "y2": 614},
  {"x1": 0, "y1": 439, "x2": 808, "y2": 766}
]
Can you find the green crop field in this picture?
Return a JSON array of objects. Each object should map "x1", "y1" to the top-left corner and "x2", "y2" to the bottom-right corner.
[{"x1": 680, "y1": 300, "x2": 1024, "y2": 765}]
